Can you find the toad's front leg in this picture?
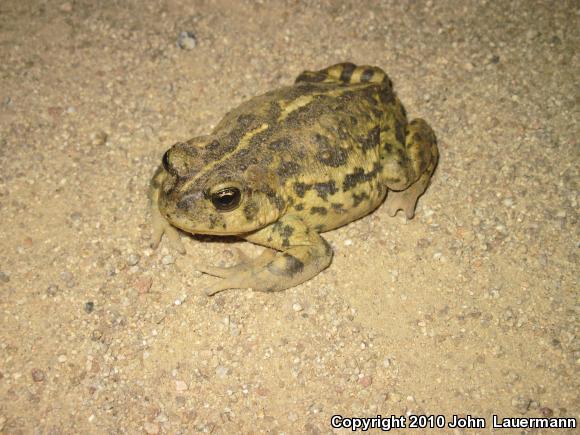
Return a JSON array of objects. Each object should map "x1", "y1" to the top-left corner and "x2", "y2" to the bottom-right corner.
[
  {"x1": 203, "y1": 215, "x2": 333, "y2": 295},
  {"x1": 150, "y1": 166, "x2": 186, "y2": 254}
]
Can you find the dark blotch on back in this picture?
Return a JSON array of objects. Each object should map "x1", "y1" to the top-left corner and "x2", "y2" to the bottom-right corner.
[
  {"x1": 277, "y1": 160, "x2": 301, "y2": 179},
  {"x1": 279, "y1": 224, "x2": 294, "y2": 239},
  {"x1": 268, "y1": 137, "x2": 291, "y2": 150},
  {"x1": 313, "y1": 180, "x2": 338, "y2": 200},
  {"x1": 315, "y1": 133, "x2": 348, "y2": 167},
  {"x1": 293, "y1": 182, "x2": 312, "y2": 198},
  {"x1": 331, "y1": 203, "x2": 346, "y2": 214},
  {"x1": 380, "y1": 87, "x2": 396, "y2": 105},
  {"x1": 337, "y1": 121, "x2": 349, "y2": 140},
  {"x1": 343, "y1": 162, "x2": 382, "y2": 191},
  {"x1": 360, "y1": 126, "x2": 380, "y2": 151},
  {"x1": 311, "y1": 206, "x2": 328, "y2": 215},
  {"x1": 352, "y1": 192, "x2": 370, "y2": 207},
  {"x1": 205, "y1": 140, "x2": 220, "y2": 152},
  {"x1": 237, "y1": 114, "x2": 257, "y2": 127},
  {"x1": 249, "y1": 127, "x2": 274, "y2": 149}
]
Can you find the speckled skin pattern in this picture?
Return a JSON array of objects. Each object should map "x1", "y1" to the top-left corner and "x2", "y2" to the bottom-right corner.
[{"x1": 150, "y1": 63, "x2": 438, "y2": 294}]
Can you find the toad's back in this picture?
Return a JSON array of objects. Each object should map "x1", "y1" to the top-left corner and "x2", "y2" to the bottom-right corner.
[{"x1": 208, "y1": 63, "x2": 413, "y2": 231}]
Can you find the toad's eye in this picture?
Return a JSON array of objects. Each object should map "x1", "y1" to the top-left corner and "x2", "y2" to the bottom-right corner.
[
  {"x1": 162, "y1": 149, "x2": 178, "y2": 176},
  {"x1": 162, "y1": 150, "x2": 171, "y2": 171},
  {"x1": 210, "y1": 187, "x2": 241, "y2": 211}
]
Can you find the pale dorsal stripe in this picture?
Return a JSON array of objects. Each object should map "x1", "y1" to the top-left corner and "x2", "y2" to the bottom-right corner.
[{"x1": 180, "y1": 122, "x2": 270, "y2": 191}]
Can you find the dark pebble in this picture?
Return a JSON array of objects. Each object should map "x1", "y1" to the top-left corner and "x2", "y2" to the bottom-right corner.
[
  {"x1": 0, "y1": 271, "x2": 9, "y2": 283},
  {"x1": 46, "y1": 284, "x2": 59, "y2": 296},
  {"x1": 31, "y1": 368, "x2": 45, "y2": 382},
  {"x1": 84, "y1": 301, "x2": 95, "y2": 313}
]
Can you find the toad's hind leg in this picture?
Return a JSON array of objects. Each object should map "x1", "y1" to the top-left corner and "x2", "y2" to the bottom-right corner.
[
  {"x1": 385, "y1": 119, "x2": 438, "y2": 219},
  {"x1": 203, "y1": 216, "x2": 333, "y2": 295}
]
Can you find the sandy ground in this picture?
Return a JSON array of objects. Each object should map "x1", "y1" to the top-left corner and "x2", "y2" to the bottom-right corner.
[{"x1": 0, "y1": 0, "x2": 578, "y2": 433}]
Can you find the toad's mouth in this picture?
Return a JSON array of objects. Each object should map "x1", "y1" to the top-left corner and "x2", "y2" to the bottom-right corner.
[{"x1": 163, "y1": 212, "x2": 247, "y2": 237}]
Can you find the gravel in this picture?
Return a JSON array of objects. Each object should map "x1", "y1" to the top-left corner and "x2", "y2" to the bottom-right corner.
[{"x1": 0, "y1": 1, "x2": 577, "y2": 433}]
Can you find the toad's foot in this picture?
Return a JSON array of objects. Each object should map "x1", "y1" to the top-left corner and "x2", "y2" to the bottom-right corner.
[
  {"x1": 151, "y1": 202, "x2": 186, "y2": 255},
  {"x1": 197, "y1": 248, "x2": 277, "y2": 279},
  {"x1": 385, "y1": 174, "x2": 431, "y2": 219},
  {"x1": 385, "y1": 118, "x2": 438, "y2": 219},
  {"x1": 150, "y1": 166, "x2": 186, "y2": 254},
  {"x1": 204, "y1": 216, "x2": 333, "y2": 295}
]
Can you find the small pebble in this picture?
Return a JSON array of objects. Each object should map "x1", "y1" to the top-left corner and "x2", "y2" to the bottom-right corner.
[
  {"x1": 134, "y1": 276, "x2": 153, "y2": 294},
  {"x1": 69, "y1": 211, "x2": 82, "y2": 223},
  {"x1": 512, "y1": 395, "x2": 531, "y2": 413},
  {"x1": 161, "y1": 255, "x2": 174, "y2": 265},
  {"x1": 0, "y1": 272, "x2": 10, "y2": 283},
  {"x1": 502, "y1": 198, "x2": 514, "y2": 207},
  {"x1": 343, "y1": 239, "x2": 353, "y2": 246},
  {"x1": 540, "y1": 407, "x2": 553, "y2": 417},
  {"x1": 526, "y1": 29, "x2": 540, "y2": 41},
  {"x1": 175, "y1": 380, "x2": 188, "y2": 391},
  {"x1": 144, "y1": 422, "x2": 160, "y2": 435},
  {"x1": 292, "y1": 303, "x2": 303, "y2": 312},
  {"x1": 177, "y1": 31, "x2": 197, "y2": 50},
  {"x1": 59, "y1": 2, "x2": 73, "y2": 13},
  {"x1": 31, "y1": 368, "x2": 45, "y2": 382},
  {"x1": 126, "y1": 253, "x2": 140, "y2": 266},
  {"x1": 57, "y1": 355, "x2": 67, "y2": 363},
  {"x1": 60, "y1": 271, "x2": 75, "y2": 287},
  {"x1": 84, "y1": 301, "x2": 94, "y2": 313},
  {"x1": 359, "y1": 375, "x2": 373, "y2": 388},
  {"x1": 91, "y1": 131, "x2": 108, "y2": 146},
  {"x1": 229, "y1": 324, "x2": 240, "y2": 336},
  {"x1": 215, "y1": 366, "x2": 229, "y2": 378},
  {"x1": 155, "y1": 413, "x2": 168, "y2": 423}
]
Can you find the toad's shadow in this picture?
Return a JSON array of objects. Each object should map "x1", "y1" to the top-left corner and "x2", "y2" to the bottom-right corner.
[{"x1": 188, "y1": 233, "x2": 243, "y2": 246}]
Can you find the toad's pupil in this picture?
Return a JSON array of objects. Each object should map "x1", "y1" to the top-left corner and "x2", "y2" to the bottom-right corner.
[
  {"x1": 212, "y1": 188, "x2": 241, "y2": 210},
  {"x1": 217, "y1": 192, "x2": 234, "y2": 204}
]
